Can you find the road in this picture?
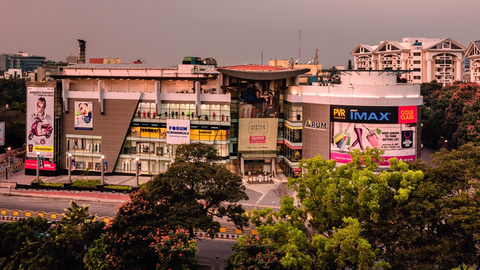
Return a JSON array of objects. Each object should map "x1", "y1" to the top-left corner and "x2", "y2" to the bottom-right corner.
[{"x1": 0, "y1": 194, "x2": 277, "y2": 228}]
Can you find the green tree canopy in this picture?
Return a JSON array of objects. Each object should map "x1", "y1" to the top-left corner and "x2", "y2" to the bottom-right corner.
[
  {"x1": 231, "y1": 148, "x2": 422, "y2": 270},
  {"x1": 91, "y1": 143, "x2": 248, "y2": 269}
]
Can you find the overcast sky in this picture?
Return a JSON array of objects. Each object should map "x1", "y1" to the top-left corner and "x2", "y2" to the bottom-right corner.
[{"x1": 2, "y1": 0, "x2": 479, "y2": 68}]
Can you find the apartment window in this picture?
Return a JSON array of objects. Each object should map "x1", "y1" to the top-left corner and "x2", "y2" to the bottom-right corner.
[
  {"x1": 414, "y1": 76, "x2": 421, "y2": 80},
  {"x1": 413, "y1": 52, "x2": 421, "y2": 56},
  {"x1": 413, "y1": 68, "x2": 421, "y2": 72},
  {"x1": 413, "y1": 60, "x2": 421, "y2": 64}
]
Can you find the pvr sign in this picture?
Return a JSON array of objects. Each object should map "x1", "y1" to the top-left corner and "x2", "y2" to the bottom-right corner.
[{"x1": 330, "y1": 106, "x2": 417, "y2": 124}]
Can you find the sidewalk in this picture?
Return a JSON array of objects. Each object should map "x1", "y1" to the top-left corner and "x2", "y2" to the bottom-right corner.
[{"x1": 0, "y1": 164, "x2": 290, "y2": 206}]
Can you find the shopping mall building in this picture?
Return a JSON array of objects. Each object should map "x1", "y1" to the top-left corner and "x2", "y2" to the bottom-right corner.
[{"x1": 25, "y1": 61, "x2": 422, "y2": 178}]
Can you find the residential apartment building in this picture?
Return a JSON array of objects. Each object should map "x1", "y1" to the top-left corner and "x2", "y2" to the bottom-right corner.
[
  {"x1": 465, "y1": 40, "x2": 480, "y2": 84},
  {"x1": 350, "y1": 37, "x2": 466, "y2": 84}
]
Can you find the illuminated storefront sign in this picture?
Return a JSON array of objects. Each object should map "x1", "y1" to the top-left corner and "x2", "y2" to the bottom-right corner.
[
  {"x1": 238, "y1": 118, "x2": 278, "y2": 151},
  {"x1": 303, "y1": 119, "x2": 327, "y2": 130}
]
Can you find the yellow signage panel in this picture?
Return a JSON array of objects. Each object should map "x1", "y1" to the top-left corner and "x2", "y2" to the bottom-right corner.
[{"x1": 33, "y1": 146, "x2": 54, "y2": 152}]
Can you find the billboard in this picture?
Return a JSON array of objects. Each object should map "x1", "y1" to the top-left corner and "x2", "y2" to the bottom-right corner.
[
  {"x1": 166, "y1": 119, "x2": 190, "y2": 144},
  {"x1": 25, "y1": 159, "x2": 56, "y2": 171},
  {"x1": 26, "y1": 87, "x2": 54, "y2": 158},
  {"x1": 238, "y1": 118, "x2": 278, "y2": 151},
  {"x1": 330, "y1": 105, "x2": 417, "y2": 165},
  {"x1": 74, "y1": 101, "x2": 93, "y2": 130},
  {"x1": 0, "y1": 122, "x2": 4, "y2": 146}
]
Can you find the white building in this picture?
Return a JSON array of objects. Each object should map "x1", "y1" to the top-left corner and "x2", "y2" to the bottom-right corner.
[
  {"x1": 465, "y1": 40, "x2": 480, "y2": 84},
  {"x1": 350, "y1": 37, "x2": 466, "y2": 84}
]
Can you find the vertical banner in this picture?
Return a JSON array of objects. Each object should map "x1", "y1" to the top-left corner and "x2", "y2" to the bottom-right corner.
[
  {"x1": 74, "y1": 101, "x2": 93, "y2": 130},
  {"x1": 166, "y1": 119, "x2": 190, "y2": 144},
  {"x1": 0, "y1": 122, "x2": 4, "y2": 146},
  {"x1": 26, "y1": 87, "x2": 54, "y2": 158}
]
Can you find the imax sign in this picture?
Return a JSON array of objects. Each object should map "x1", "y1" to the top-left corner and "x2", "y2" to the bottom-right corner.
[{"x1": 330, "y1": 106, "x2": 399, "y2": 123}]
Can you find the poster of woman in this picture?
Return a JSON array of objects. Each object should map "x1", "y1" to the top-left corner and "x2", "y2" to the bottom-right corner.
[{"x1": 74, "y1": 101, "x2": 93, "y2": 130}]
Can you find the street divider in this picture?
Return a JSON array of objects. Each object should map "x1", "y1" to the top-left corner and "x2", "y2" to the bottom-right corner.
[{"x1": 0, "y1": 208, "x2": 257, "y2": 237}]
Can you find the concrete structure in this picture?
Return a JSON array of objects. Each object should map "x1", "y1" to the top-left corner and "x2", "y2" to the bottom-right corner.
[
  {"x1": 0, "y1": 51, "x2": 46, "y2": 75},
  {"x1": 465, "y1": 40, "x2": 480, "y2": 84},
  {"x1": 25, "y1": 60, "x2": 422, "y2": 179},
  {"x1": 350, "y1": 37, "x2": 466, "y2": 84}
]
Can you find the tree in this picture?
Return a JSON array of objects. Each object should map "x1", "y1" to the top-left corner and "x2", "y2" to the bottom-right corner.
[
  {"x1": 388, "y1": 143, "x2": 480, "y2": 269},
  {"x1": 92, "y1": 143, "x2": 249, "y2": 269},
  {"x1": 231, "y1": 148, "x2": 421, "y2": 269},
  {"x1": 425, "y1": 82, "x2": 480, "y2": 148},
  {"x1": 0, "y1": 201, "x2": 105, "y2": 270},
  {"x1": 226, "y1": 235, "x2": 286, "y2": 270}
]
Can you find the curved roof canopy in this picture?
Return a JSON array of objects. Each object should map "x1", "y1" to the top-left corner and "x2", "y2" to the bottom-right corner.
[{"x1": 217, "y1": 65, "x2": 310, "y2": 80}]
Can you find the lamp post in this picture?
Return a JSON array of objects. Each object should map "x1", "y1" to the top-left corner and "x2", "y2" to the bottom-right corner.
[
  {"x1": 135, "y1": 157, "x2": 139, "y2": 187},
  {"x1": 36, "y1": 152, "x2": 40, "y2": 183},
  {"x1": 68, "y1": 153, "x2": 72, "y2": 184},
  {"x1": 101, "y1": 155, "x2": 105, "y2": 185}
]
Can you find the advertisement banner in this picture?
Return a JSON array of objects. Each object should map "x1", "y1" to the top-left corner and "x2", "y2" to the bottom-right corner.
[
  {"x1": 330, "y1": 122, "x2": 416, "y2": 165},
  {"x1": 0, "y1": 122, "x2": 4, "y2": 146},
  {"x1": 330, "y1": 105, "x2": 417, "y2": 124},
  {"x1": 25, "y1": 159, "x2": 56, "y2": 171},
  {"x1": 74, "y1": 101, "x2": 93, "y2": 130},
  {"x1": 166, "y1": 119, "x2": 190, "y2": 144},
  {"x1": 238, "y1": 118, "x2": 278, "y2": 151},
  {"x1": 26, "y1": 87, "x2": 54, "y2": 158}
]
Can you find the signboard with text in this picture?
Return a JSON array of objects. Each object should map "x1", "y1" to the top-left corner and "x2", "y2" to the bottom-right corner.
[
  {"x1": 26, "y1": 87, "x2": 55, "y2": 158},
  {"x1": 166, "y1": 119, "x2": 190, "y2": 144},
  {"x1": 238, "y1": 118, "x2": 278, "y2": 151}
]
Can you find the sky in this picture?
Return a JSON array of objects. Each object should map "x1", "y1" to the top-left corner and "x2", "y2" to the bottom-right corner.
[{"x1": 2, "y1": 0, "x2": 480, "y2": 68}]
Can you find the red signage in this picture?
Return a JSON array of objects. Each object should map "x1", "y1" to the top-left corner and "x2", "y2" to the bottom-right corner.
[
  {"x1": 284, "y1": 140, "x2": 303, "y2": 150},
  {"x1": 25, "y1": 159, "x2": 56, "y2": 171},
  {"x1": 398, "y1": 106, "x2": 417, "y2": 124},
  {"x1": 249, "y1": 136, "x2": 266, "y2": 143}
]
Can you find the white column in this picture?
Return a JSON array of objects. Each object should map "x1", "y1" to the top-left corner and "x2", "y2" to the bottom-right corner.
[
  {"x1": 426, "y1": 59, "x2": 433, "y2": 82},
  {"x1": 455, "y1": 59, "x2": 463, "y2": 82}
]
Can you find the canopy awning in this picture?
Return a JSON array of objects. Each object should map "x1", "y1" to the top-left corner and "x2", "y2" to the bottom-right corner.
[{"x1": 241, "y1": 152, "x2": 277, "y2": 160}]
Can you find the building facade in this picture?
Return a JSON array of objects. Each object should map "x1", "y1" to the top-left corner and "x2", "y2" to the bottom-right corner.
[
  {"x1": 25, "y1": 61, "x2": 422, "y2": 179},
  {"x1": 465, "y1": 40, "x2": 480, "y2": 84},
  {"x1": 0, "y1": 51, "x2": 46, "y2": 75},
  {"x1": 350, "y1": 37, "x2": 466, "y2": 84}
]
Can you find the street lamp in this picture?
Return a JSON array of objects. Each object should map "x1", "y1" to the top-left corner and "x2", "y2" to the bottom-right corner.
[
  {"x1": 135, "y1": 157, "x2": 140, "y2": 187},
  {"x1": 68, "y1": 153, "x2": 72, "y2": 184},
  {"x1": 101, "y1": 155, "x2": 105, "y2": 185},
  {"x1": 36, "y1": 152, "x2": 40, "y2": 183}
]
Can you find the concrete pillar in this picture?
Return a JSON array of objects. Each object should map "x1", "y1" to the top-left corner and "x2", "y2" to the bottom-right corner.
[{"x1": 426, "y1": 59, "x2": 433, "y2": 82}]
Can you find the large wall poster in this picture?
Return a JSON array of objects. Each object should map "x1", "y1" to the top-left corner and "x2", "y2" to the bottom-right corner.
[
  {"x1": 26, "y1": 87, "x2": 54, "y2": 158},
  {"x1": 74, "y1": 101, "x2": 93, "y2": 130},
  {"x1": 238, "y1": 118, "x2": 278, "y2": 151},
  {"x1": 330, "y1": 105, "x2": 417, "y2": 166},
  {"x1": 0, "y1": 122, "x2": 4, "y2": 146}
]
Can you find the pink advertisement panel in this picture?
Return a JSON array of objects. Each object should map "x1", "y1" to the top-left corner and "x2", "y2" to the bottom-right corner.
[
  {"x1": 25, "y1": 159, "x2": 57, "y2": 171},
  {"x1": 331, "y1": 122, "x2": 416, "y2": 165}
]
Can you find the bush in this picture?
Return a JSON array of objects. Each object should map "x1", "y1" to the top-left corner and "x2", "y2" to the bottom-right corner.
[
  {"x1": 72, "y1": 179, "x2": 101, "y2": 188},
  {"x1": 29, "y1": 179, "x2": 64, "y2": 187},
  {"x1": 103, "y1": 185, "x2": 132, "y2": 190}
]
